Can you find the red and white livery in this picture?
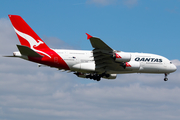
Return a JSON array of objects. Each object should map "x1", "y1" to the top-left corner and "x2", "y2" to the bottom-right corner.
[{"x1": 6, "y1": 15, "x2": 177, "y2": 81}]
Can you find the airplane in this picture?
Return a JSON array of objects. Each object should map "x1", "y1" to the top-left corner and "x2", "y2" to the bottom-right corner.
[{"x1": 6, "y1": 15, "x2": 177, "y2": 81}]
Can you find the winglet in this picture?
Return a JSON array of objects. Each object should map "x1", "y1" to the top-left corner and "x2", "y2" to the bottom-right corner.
[{"x1": 86, "y1": 33, "x2": 92, "y2": 40}]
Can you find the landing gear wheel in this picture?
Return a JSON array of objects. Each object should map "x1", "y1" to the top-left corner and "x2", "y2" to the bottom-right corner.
[
  {"x1": 96, "y1": 76, "x2": 101, "y2": 81},
  {"x1": 85, "y1": 73, "x2": 102, "y2": 81},
  {"x1": 164, "y1": 78, "x2": 168, "y2": 81}
]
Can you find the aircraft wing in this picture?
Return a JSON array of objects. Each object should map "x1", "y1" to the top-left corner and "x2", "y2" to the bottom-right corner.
[
  {"x1": 86, "y1": 33, "x2": 121, "y2": 73},
  {"x1": 86, "y1": 33, "x2": 113, "y2": 51}
]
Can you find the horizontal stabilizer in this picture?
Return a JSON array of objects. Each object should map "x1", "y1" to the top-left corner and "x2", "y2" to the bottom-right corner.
[
  {"x1": 3, "y1": 55, "x2": 19, "y2": 57},
  {"x1": 17, "y1": 45, "x2": 43, "y2": 57}
]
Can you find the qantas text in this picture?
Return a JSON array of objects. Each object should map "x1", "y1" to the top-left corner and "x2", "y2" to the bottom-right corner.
[{"x1": 135, "y1": 57, "x2": 162, "y2": 62}]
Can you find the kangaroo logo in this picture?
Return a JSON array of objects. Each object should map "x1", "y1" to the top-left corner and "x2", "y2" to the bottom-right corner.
[
  {"x1": 14, "y1": 28, "x2": 44, "y2": 49},
  {"x1": 34, "y1": 40, "x2": 44, "y2": 47},
  {"x1": 14, "y1": 27, "x2": 51, "y2": 58}
]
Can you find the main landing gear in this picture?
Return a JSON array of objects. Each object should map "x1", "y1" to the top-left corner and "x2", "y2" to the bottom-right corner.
[
  {"x1": 74, "y1": 72, "x2": 111, "y2": 81},
  {"x1": 164, "y1": 73, "x2": 168, "y2": 81},
  {"x1": 86, "y1": 74, "x2": 101, "y2": 81},
  {"x1": 86, "y1": 73, "x2": 110, "y2": 81}
]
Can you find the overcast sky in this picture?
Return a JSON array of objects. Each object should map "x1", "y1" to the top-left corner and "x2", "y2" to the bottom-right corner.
[{"x1": 0, "y1": 0, "x2": 180, "y2": 120}]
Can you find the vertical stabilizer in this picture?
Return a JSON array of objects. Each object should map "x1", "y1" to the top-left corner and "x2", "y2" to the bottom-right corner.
[
  {"x1": 8, "y1": 15, "x2": 70, "y2": 70},
  {"x1": 8, "y1": 15, "x2": 50, "y2": 50}
]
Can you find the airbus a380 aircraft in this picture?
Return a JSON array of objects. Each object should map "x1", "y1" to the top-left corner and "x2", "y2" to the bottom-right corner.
[{"x1": 6, "y1": 15, "x2": 177, "y2": 81}]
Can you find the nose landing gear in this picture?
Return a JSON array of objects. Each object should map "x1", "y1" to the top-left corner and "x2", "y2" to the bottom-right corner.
[{"x1": 164, "y1": 73, "x2": 168, "y2": 81}]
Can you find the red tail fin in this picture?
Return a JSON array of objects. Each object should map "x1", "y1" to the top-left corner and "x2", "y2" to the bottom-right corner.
[{"x1": 8, "y1": 15, "x2": 49, "y2": 50}]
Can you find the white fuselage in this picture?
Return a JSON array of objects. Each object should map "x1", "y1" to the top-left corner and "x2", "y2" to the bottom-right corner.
[{"x1": 53, "y1": 49, "x2": 176, "y2": 74}]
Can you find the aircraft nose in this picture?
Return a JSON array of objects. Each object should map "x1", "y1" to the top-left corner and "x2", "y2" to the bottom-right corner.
[{"x1": 171, "y1": 64, "x2": 177, "y2": 72}]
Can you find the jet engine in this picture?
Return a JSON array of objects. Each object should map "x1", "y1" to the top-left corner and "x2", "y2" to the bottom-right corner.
[
  {"x1": 114, "y1": 52, "x2": 131, "y2": 62},
  {"x1": 125, "y1": 61, "x2": 140, "y2": 70}
]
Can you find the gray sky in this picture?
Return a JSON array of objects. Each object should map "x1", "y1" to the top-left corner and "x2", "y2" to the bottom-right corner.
[{"x1": 0, "y1": 16, "x2": 180, "y2": 120}]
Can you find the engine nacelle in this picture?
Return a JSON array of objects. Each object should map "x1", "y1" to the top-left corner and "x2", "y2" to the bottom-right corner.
[
  {"x1": 125, "y1": 61, "x2": 140, "y2": 70},
  {"x1": 114, "y1": 52, "x2": 131, "y2": 62},
  {"x1": 102, "y1": 74, "x2": 117, "y2": 79}
]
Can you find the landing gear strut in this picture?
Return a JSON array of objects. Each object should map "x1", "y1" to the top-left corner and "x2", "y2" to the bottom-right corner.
[{"x1": 164, "y1": 73, "x2": 168, "y2": 81}]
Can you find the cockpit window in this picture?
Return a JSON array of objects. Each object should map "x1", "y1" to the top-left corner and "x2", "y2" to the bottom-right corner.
[{"x1": 170, "y1": 62, "x2": 172, "y2": 64}]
